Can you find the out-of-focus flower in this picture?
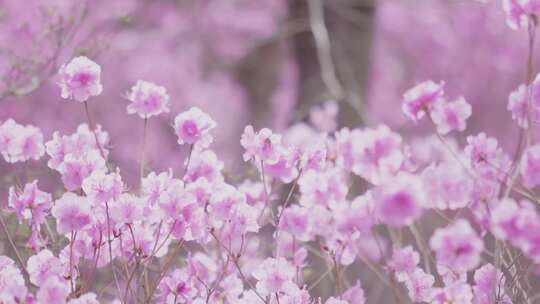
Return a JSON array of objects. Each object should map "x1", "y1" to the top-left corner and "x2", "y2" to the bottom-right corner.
[
  {"x1": 521, "y1": 143, "x2": 540, "y2": 188},
  {"x1": 388, "y1": 246, "x2": 420, "y2": 280},
  {"x1": 173, "y1": 107, "x2": 216, "y2": 148},
  {"x1": 8, "y1": 181, "x2": 51, "y2": 226},
  {"x1": 240, "y1": 125, "x2": 282, "y2": 164},
  {"x1": 58, "y1": 56, "x2": 103, "y2": 102},
  {"x1": 27, "y1": 249, "x2": 63, "y2": 285},
  {"x1": 430, "y1": 219, "x2": 483, "y2": 272},
  {"x1": 335, "y1": 125, "x2": 403, "y2": 185},
  {"x1": 373, "y1": 173, "x2": 426, "y2": 227},
  {"x1": 473, "y1": 263, "x2": 511, "y2": 304},
  {"x1": 309, "y1": 100, "x2": 339, "y2": 133},
  {"x1": 503, "y1": 0, "x2": 540, "y2": 30},
  {"x1": 431, "y1": 97, "x2": 472, "y2": 134},
  {"x1": 36, "y1": 276, "x2": 70, "y2": 304},
  {"x1": 0, "y1": 255, "x2": 28, "y2": 303},
  {"x1": 401, "y1": 268, "x2": 435, "y2": 302},
  {"x1": 51, "y1": 192, "x2": 92, "y2": 234},
  {"x1": 0, "y1": 119, "x2": 44, "y2": 163},
  {"x1": 126, "y1": 80, "x2": 170, "y2": 119},
  {"x1": 402, "y1": 80, "x2": 445, "y2": 122},
  {"x1": 67, "y1": 293, "x2": 100, "y2": 304},
  {"x1": 252, "y1": 257, "x2": 296, "y2": 296}
]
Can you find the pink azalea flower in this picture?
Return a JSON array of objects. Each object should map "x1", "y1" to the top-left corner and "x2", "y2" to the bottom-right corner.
[
  {"x1": 388, "y1": 246, "x2": 420, "y2": 280},
  {"x1": 67, "y1": 293, "x2": 100, "y2": 304},
  {"x1": 157, "y1": 269, "x2": 197, "y2": 302},
  {"x1": 421, "y1": 161, "x2": 473, "y2": 210},
  {"x1": 473, "y1": 263, "x2": 511, "y2": 304},
  {"x1": 431, "y1": 97, "x2": 472, "y2": 134},
  {"x1": 430, "y1": 219, "x2": 484, "y2": 272},
  {"x1": 342, "y1": 281, "x2": 366, "y2": 304},
  {"x1": 36, "y1": 276, "x2": 70, "y2": 304},
  {"x1": 402, "y1": 80, "x2": 445, "y2": 122},
  {"x1": 58, "y1": 56, "x2": 103, "y2": 102},
  {"x1": 373, "y1": 173, "x2": 426, "y2": 227},
  {"x1": 51, "y1": 192, "x2": 92, "y2": 234},
  {"x1": 8, "y1": 181, "x2": 51, "y2": 226},
  {"x1": 432, "y1": 280, "x2": 474, "y2": 304},
  {"x1": 507, "y1": 84, "x2": 537, "y2": 128},
  {"x1": 184, "y1": 149, "x2": 224, "y2": 183},
  {"x1": 0, "y1": 119, "x2": 45, "y2": 163},
  {"x1": 45, "y1": 124, "x2": 109, "y2": 170},
  {"x1": 309, "y1": 100, "x2": 339, "y2": 132},
  {"x1": 126, "y1": 80, "x2": 170, "y2": 119},
  {"x1": 279, "y1": 205, "x2": 311, "y2": 241},
  {"x1": 252, "y1": 257, "x2": 296, "y2": 296},
  {"x1": 240, "y1": 125, "x2": 282, "y2": 164},
  {"x1": 298, "y1": 167, "x2": 348, "y2": 209},
  {"x1": 503, "y1": 0, "x2": 540, "y2": 30},
  {"x1": 26, "y1": 249, "x2": 63, "y2": 285},
  {"x1": 208, "y1": 183, "x2": 245, "y2": 221},
  {"x1": 82, "y1": 170, "x2": 124, "y2": 204},
  {"x1": 58, "y1": 150, "x2": 106, "y2": 191},
  {"x1": 521, "y1": 143, "x2": 540, "y2": 188},
  {"x1": 173, "y1": 107, "x2": 216, "y2": 148},
  {"x1": 0, "y1": 255, "x2": 28, "y2": 303},
  {"x1": 335, "y1": 125, "x2": 403, "y2": 185},
  {"x1": 402, "y1": 268, "x2": 435, "y2": 303},
  {"x1": 110, "y1": 193, "x2": 144, "y2": 227}
]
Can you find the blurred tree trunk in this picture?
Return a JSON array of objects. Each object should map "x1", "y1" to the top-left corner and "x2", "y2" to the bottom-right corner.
[{"x1": 291, "y1": 0, "x2": 376, "y2": 128}]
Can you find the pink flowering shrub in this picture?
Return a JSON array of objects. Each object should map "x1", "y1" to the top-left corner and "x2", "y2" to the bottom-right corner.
[{"x1": 3, "y1": 1, "x2": 540, "y2": 304}]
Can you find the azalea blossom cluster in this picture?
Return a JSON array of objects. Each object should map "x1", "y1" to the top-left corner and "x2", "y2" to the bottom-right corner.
[{"x1": 3, "y1": 3, "x2": 540, "y2": 304}]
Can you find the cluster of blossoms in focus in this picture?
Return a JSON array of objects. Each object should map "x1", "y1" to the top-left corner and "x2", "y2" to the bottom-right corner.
[{"x1": 3, "y1": 2, "x2": 540, "y2": 304}]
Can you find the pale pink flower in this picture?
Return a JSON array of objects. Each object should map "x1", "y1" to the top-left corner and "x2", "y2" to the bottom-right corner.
[
  {"x1": 430, "y1": 219, "x2": 483, "y2": 272},
  {"x1": 26, "y1": 249, "x2": 63, "y2": 285},
  {"x1": 58, "y1": 56, "x2": 103, "y2": 102},
  {"x1": 503, "y1": 0, "x2": 540, "y2": 30},
  {"x1": 473, "y1": 264, "x2": 511, "y2": 304},
  {"x1": 421, "y1": 162, "x2": 473, "y2": 210},
  {"x1": 279, "y1": 205, "x2": 311, "y2": 241},
  {"x1": 45, "y1": 124, "x2": 109, "y2": 170},
  {"x1": 402, "y1": 268, "x2": 435, "y2": 303},
  {"x1": 36, "y1": 276, "x2": 70, "y2": 304},
  {"x1": 342, "y1": 281, "x2": 366, "y2": 304},
  {"x1": 402, "y1": 80, "x2": 445, "y2": 122},
  {"x1": 432, "y1": 281, "x2": 474, "y2": 304},
  {"x1": 240, "y1": 125, "x2": 282, "y2": 164},
  {"x1": 262, "y1": 146, "x2": 299, "y2": 183},
  {"x1": 431, "y1": 97, "x2": 472, "y2": 134},
  {"x1": 110, "y1": 193, "x2": 144, "y2": 227},
  {"x1": 184, "y1": 149, "x2": 224, "y2": 183},
  {"x1": 82, "y1": 169, "x2": 124, "y2": 204},
  {"x1": 388, "y1": 246, "x2": 420, "y2": 280},
  {"x1": 8, "y1": 181, "x2": 51, "y2": 226},
  {"x1": 335, "y1": 125, "x2": 403, "y2": 185},
  {"x1": 521, "y1": 143, "x2": 540, "y2": 188},
  {"x1": 51, "y1": 192, "x2": 92, "y2": 234},
  {"x1": 373, "y1": 173, "x2": 426, "y2": 227},
  {"x1": 507, "y1": 84, "x2": 535, "y2": 128},
  {"x1": 58, "y1": 150, "x2": 106, "y2": 191},
  {"x1": 68, "y1": 293, "x2": 100, "y2": 304},
  {"x1": 157, "y1": 269, "x2": 197, "y2": 302},
  {"x1": 0, "y1": 119, "x2": 44, "y2": 163},
  {"x1": 126, "y1": 80, "x2": 170, "y2": 118},
  {"x1": 298, "y1": 167, "x2": 348, "y2": 209},
  {"x1": 173, "y1": 107, "x2": 216, "y2": 148},
  {"x1": 252, "y1": 257, "x2": 296, "y2": 296},
  {"x1": 309, "y1": 100, "x2": 339, "y2": 132},
  {"x1": 208, "y1": 183, "x2": 245, "y2": 221},
  {"x1": 0, "y1": 255, "x2": 28, "y2": 303}
]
